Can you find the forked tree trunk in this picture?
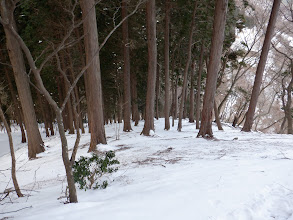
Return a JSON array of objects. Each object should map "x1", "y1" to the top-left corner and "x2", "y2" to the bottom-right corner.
[
  {"x1": 3, "y1": 25, "x2": 79, "y2": 204},
  {"x1": 141, "y1": 0, "x2": 157, "y2": 136},
  {"x1": 197, "y1": 0, "x2": 228, "y2": 138},
  {"x1": 0, "y1": 106, "x2": 23, "y2": 197},
  {"x1": 122, "y1": 0, "x2": 132, "y2": 132},
  {"x1": 242, "y1": 0, "x2": 281, "y2": 132},
  {"x1": 0, "y1": 1, "x2": 44, "y2": 158},
  {"x1": 178, "y1": 1, "x2": 197, "y2": 131},
  {"x1": 80, "y1": 0, "x2": 106, "y2": 150},
  {"x1": 196, "y1": 43, "x2": 204, "y2": 129},
  {"x1": 164, "y1": 0, "x2": 171, "y2": 130}
]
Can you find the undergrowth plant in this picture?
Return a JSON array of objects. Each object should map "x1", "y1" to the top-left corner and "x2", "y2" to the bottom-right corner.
[{"x1": 73, "y1": 151, "x2": 119, "y2": 190}]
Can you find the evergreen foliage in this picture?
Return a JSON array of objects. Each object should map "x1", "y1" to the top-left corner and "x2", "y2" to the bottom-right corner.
[{"x1": 73, "y1": 151, "x2": 120, "y2": 190}]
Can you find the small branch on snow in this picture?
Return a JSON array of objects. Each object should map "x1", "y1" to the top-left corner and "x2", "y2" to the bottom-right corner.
[{"x1": 0, "y1": 205, "x2": 32, "y2": 214}]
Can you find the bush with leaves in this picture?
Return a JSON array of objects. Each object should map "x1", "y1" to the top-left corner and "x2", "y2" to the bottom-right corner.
[{"x1": 73, "y1": 151, "x2": 120, "y2": 190}]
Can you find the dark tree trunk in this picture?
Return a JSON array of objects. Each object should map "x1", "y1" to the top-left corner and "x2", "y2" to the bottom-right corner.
[
  {"x1": 178, "y1": 1, "x2": 197, "y2": 131},
  {"x1": 196, "y1": 43, "x2": 204, "y2": 129},
  {"x1": 242, "y1": 0, "x2": 281, "y2": 132},
  {"x1": 122, "y1": 0, "x2": 132, "y2": 132},
  {"x1": 80, "y1": 0, "x2": 107, "y2": 151},
  {"x1": 189, "y1": 61, "x2": 196, "y2": 123},
  {"x1": 141, "y1": 0, "x2": 157, "y2": 136},
  {"x1": 3, "y1": 63, "x2": 26, "y2": 143},
  {"x1": 155, "y1": 64, "x2": 160, "y2": 120},
  {"x1": 131, "y1": 71, "x2": 140, "y2": 126},
  {"x1": 60, "y1": 53, "x2": 75, "y2": 134},
  {"x1": 197, "y1": 0, "x2": 228, "y2": 138},
  {"x1": 172, "y1": 75, "x2": 178, "y2": 127},
  {"x1": 0, "y1": 1, "x2": 44, "y2": 158},
  {"x1": 164, "y1": 0, "x2": 171, "y2": 130},
  {"x1": 214, "y1": 101, "x2": 223, "y2": 130},
  {"x1": 118, "y1": 94, "x2": 123, "y2": 123}
]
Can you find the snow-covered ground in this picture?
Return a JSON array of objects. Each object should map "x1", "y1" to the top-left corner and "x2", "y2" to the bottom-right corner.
[{"x1": 1, "y1": 119, "x2": 293, "y2": 220}]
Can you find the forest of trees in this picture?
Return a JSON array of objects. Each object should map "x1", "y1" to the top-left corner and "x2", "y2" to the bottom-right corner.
[{"x1": 0, "y1": 0, "x2": 292, "y2": 203}]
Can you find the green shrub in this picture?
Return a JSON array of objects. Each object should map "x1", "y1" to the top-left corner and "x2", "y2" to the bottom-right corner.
[{"x1": 73, "y1": 151, "x2": 120, "y2": 190}]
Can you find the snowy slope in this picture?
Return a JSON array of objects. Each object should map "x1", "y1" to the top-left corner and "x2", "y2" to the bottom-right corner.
[{"x1": 1, "y1": 119, "x2": 293, "y2": 220}]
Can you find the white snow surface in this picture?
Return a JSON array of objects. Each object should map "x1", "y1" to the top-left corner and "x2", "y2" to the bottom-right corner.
[{"x1": 1, "y1": 119, "x2": 293, "y2": 220}]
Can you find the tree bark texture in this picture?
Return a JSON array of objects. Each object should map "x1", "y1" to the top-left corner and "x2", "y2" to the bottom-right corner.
[
  {"x1": 131, "y1": 71, "x2": 140, "y2": 126},
  {"x1": 197, "y1": 0, "x2": 228, "y2": 138},
  {"x1": 122, "y1": 0, "x2": 132, "y2": 132},
  {"x1": 189, "y1": 61, "x2": 196, "y2": 123},
  {"x1": 141, "y1": 0, "x2": 157, "y2": 135},
  {"x1": 164, "y1": 0, "x2": 171, "y2": 130},
  {"x1": 0, "y1": 0, "x2": 44, "y2": 158},
  {"x1": 242, "y1": 0, "x2": 281, "y2": 132},
  {"x1": 80, "y1": 0, "x2": 107, "y2": 150}
]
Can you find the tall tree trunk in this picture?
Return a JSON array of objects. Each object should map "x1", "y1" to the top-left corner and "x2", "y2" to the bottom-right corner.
[
  {"x1": 196, "y1": 43, "x2": 204, "y2": 129},
  {"x1": 3, "y1": 64, "x2": 26, "y2": 143},
  {"x1": 178, "y1": 1, "x2": 197, "y2": 131},
  {"x1": 131, "y1": 71, "x2": 140, "y2": 125},
  {"x1": 189, "y1": 61, "x2": 196, "y2": 123},
  {"x1": 0, "y1": 105, "x2": 23, "y2": 197},
  {"x1": 80, "y1": 0, "x2": 107, "y2": 151},
  {"x1": 164, "y1": 0, "x2": 171, "y2": 130},
  {"x1": 172, "y1": 76, "x2": 178, "y2": 127},
  {"x1": 60, "y1": 53, "x2": 75, "y2": 134},
  {"x1": 67, "y1": 51, "x2": 85, "y2": 134},
  {"x1": 155, "y1": 64, "x2": 160, "y2": 120},
  {"x1": 118, "y1": 94, "x2": 123, "y2": 123},
  {"x1": 0, "y1": 1, "x2": 44, "y2": 158},
  {"x1": 122, "y1": 0, "x2": 132, "y2": 132},
  {"x1": 242, "y1": 0, "x2": 281, "y2": 132},
  {"x1": 197, "y1": 0, "x2": 228, "y2": 138},
  {"x1": 141, "y1": 0, "x2": 157, "y2": 136}
]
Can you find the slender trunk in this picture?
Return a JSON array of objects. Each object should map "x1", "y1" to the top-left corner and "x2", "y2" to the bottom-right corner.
[
  {"x1": 61, "y1": 53, "x2": 75, "y2": 134},
  {"x1": 197, "y1": 0, "x2": 228, "y2": 138},
  {"x1": 122, "y1": 0, "x2": 132, "y2": 132},
  {"x1": 3, "y1": 64, "x2": 26, "y2": 143},
  {"x1": 0, "y1": 1, "x2": 44, "y2": 158},
  {"x1": 214, "y1": 101, "x2": 223, "y2": 130},
  {"x1": 131, "y1": 71, "x2": 139, "y2": 125},
  {"x1": 155, "y1": 64, "x2": 160, "y2": 120},
  {"x1": 0, "y1": 106, "x2": 23, "y2": 197},
  {"x1": 242, "y1": 0, "x2": 281, "y2": 132},
  {"x1": 178, "y1": 1, "x2": 197, "y2": 131},
  {"x1": 189, "y1": 61, "x2": 196, "y2": 123},
  {"x1": 196, "y1": 43, "x2": 204, "y2": 129},
  {"x1": 80, "y1": 0, "x2": 107, "y2": 151},
  {"x1": 164, "y1": 0, "x2": 171, "y2": 130},
  {"x1": 172, "y1": 76, "x2": 178, "y2": 127},
  {"x1": 118, "y1": 94, "x2": 123, "y2": 123},
  {"x1": 141, "y1": 0, "x2": 157, "y2": 136},
  {"x1": 67, "y1": 52, "x2": 85, "y2": 134}
]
